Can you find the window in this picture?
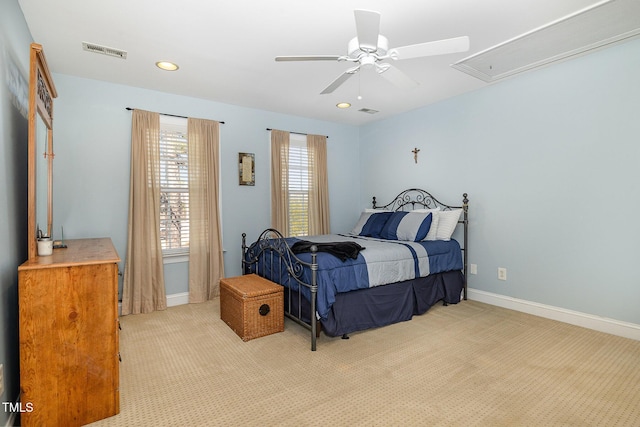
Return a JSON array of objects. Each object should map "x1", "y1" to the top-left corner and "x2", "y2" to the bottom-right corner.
[
  {"x1": 271, "y1": 129, "x2": 329, "y2": 237},
  {"x1": 288, "y1": 134, "x2": 309, "y2": 236},
  {"x1": 159, "y1": 116, "x2": 189, "y2": 254}
]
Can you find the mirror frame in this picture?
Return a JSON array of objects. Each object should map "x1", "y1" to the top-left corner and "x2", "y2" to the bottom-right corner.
[{"x1": 28, "y1": 43, "x2": 57, "y2": 259}]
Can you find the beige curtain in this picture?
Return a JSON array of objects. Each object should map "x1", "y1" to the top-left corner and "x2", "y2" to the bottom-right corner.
[
  {"x1": 270, "y1": 129, "x2": 290, "y2": 235},
  {"x1": 187, "y1": 118, "x2": 224, "y2": 302},
  {"x1": 122, "y1": 109, "x2": 166, "y2": 315},
  {"x1": 307, "y1": 134, "x2": 331, "y2": 235}
]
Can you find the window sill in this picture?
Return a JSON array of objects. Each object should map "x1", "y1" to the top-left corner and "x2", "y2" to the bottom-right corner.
[
  {"x1": 163, "y1": 252, "x2": 189, "y2": 264},
  {"x1": 162, "y1": 249, "x2": 227, "y2": 265}
]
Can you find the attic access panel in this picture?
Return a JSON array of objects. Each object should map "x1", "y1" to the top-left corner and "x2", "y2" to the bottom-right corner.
[{"x1": 451, "y1": 0, "x2": 640, "y2": 82}]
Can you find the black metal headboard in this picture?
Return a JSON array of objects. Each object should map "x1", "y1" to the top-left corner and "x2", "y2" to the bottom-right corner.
[
  {"x1": 372, "y1": 188, "x2": 468, "y2": 212},
  {"x1": 372, "y1": 188, "x2": 469, "y2": 301}
]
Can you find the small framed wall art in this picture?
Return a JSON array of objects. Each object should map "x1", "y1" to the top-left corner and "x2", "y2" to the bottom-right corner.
[{"x1": 238, "y1": 152, "x2": 255, "y2": 186}]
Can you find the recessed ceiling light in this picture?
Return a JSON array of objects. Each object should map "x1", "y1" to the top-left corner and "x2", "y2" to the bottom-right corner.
[
  {"x1": 336, "y1": 102, "x2": 351, "y2": 109},
  {"x1": 156, "y1": 61, "x2": 179, "y2": 71}
]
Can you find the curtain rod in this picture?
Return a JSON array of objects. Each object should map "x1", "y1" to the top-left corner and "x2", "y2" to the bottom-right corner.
[
  {"x1": 266, "y1": 128, "x2": 328, "y2": 139},
  {"x1": 125, "y1": 107, "x2": 225, "y2": 124}
]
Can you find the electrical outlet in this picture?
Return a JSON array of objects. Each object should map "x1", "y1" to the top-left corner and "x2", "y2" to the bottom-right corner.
[
  {"x1": 0, "y1": 363, "x2": 4, "y2": 396},
  {"x1": 498, "y1": 267, "x2": 507, "y2": 281},
  {"x1": 470, "y1": 264, "x2": 477, "y2": 274}
]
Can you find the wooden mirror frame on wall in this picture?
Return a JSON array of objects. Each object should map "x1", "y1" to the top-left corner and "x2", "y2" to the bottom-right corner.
[{"x1": 28, "y1": 43, "x2": 57, "y2": 259}]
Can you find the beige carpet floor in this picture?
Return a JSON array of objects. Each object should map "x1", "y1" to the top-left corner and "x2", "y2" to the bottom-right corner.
[{"x1": 89, "y1": 299, "x2": 640, "y2": 427}]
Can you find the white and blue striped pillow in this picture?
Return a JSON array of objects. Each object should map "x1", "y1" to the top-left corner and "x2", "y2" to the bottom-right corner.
[
  {"x1": 350, "y1": 211, "x2": 394, "y2": 238},
  {"x1": 379, "y1": 211, "x2": 433, "y2": 242}
]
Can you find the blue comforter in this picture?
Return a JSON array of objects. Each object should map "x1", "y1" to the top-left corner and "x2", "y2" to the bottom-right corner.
[{"x1": 250, "y1": 234, "x2": 463, "y2": 320}]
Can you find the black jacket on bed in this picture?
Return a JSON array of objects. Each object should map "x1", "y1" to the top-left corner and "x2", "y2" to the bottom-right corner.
[{"x1": 291, "y1": 240, "x2": 365, "y2": 262}]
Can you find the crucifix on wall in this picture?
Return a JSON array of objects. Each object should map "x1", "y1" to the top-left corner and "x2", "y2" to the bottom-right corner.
[{"x1": 412, "y1": 147, "x2": 420, "y2": 164}]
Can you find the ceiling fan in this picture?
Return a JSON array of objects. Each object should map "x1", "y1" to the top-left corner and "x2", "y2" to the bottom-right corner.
[{"x1": 275, "y1": 10, "x2": 470, "y2": 94}]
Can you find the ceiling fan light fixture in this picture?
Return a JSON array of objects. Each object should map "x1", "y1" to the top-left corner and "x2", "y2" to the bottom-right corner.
[
  {"x1": 360, "y1": 56, "x2": 376, "y2": 69},
  {"x1": 336, "y1": 102, "x2": 351, "y2": 109},
  {"x1": 156, "y1": 61, "x2": 179, "y2": 71}
]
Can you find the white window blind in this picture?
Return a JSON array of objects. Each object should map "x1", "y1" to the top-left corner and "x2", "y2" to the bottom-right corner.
[
  {"x1": 288, "y1": 135, "x2": 309, "y2": 237},
  {"x1": 159, "y1": 116, "x2": 189, "y2": 253}
]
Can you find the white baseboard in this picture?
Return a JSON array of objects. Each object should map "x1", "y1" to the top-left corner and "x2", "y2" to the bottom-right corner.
[
  {"x1": 118, "y1": 292, "x2": 190, "y2": 315},
  {"x1": 166, "y1": 292, "x2": 189, "y2": 307},
  {"x1": 468, "y1": 288, "x2": 640, "y2": 341}
]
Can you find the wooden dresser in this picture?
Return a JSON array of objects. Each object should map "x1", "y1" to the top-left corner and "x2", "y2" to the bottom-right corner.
[{"x1": 18, "y1": 238, "x2": 120, "y2": 426}]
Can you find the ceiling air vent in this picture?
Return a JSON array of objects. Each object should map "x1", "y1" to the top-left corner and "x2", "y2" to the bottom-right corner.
[
  {"x1": 82, "y1": 42, "x2": 127, "y2": 59},
  {"x1": 359, "y1": 108, "x2": 379, "y2": 114},
  {"x1": 452, "y1": 0, "x2": 640, "y2": 82}
]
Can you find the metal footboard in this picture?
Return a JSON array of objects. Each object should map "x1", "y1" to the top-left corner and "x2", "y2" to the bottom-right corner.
[{"x1": 242, "y1": 229, "x2": 319, "y2": 351}]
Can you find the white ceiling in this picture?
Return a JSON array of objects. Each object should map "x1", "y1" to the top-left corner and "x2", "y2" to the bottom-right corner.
[{"x1": 18, "y1": 0, "x2": 606, "y2": 126}]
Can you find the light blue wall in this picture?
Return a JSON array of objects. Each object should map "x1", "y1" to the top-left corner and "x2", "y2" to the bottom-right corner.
[
  {"x1": 0, "y1": 0, "x2": 32, "y2": 420},
  {"x1": 360, "y1": 38, "x2": 640, "y2": 325},
  {"x1": 52, "y1": 74, "x2": 361, "y2": 295}
]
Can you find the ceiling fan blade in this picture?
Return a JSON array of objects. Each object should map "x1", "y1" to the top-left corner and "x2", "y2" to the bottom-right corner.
[
  {"x1": 275, "y1": 55, "x2": 341, "y2": 62},
  {"x1": 320, "y1": 69, "x2": 358, "y2": 94},
  {"x1": 377, "y1": 64, "x2": 418, "y2": 89},
  {"x1": 392, "y1": 36, "x2": 470, "y2": 60},
  {"x1": 354, "y1": 10, "x2": 381, "y2": 52}
]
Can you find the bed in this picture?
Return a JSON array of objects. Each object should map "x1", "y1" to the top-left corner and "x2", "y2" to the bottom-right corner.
[{"x1": 242, "y1": 188, "x2": 468, "y2": 350}]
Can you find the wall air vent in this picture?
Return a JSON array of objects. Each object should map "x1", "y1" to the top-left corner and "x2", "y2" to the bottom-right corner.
[
  {"x1": 82, "y1": 42, "x2": 127, "y2": 59},
  {"x1": 452, "y1": 0, "x2": 640, "y2": 82},
  {"x1": 359, "y1": 108, "x2": 379, "y2": 114}
]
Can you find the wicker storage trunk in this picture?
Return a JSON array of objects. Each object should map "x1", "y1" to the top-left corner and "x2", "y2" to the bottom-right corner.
[{"x1": 220, "y1": 274, "x2": 284, "y2": 341}]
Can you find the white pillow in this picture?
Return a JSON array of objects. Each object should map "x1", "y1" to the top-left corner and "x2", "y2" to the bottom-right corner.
[
  {"x1": 435, "y1": 209, "x2": 462, "y2": 241},
  {"x1": 413, "y1": 208, "x2": 440, "y2": 240}
]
